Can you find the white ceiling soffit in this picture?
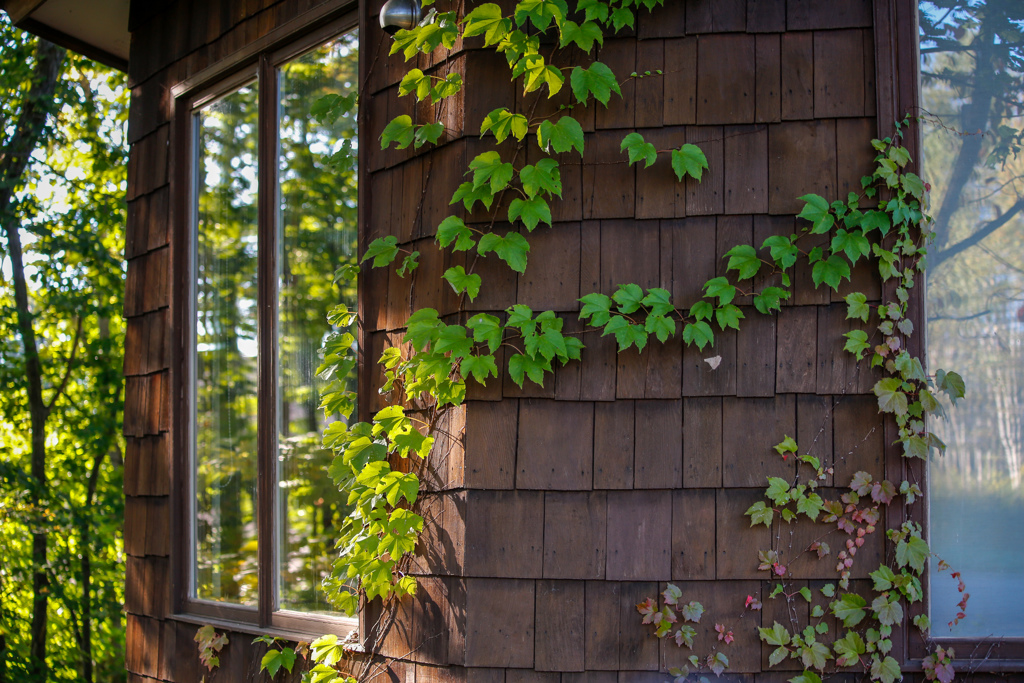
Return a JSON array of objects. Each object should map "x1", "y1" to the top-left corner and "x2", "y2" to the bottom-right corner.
[{"x1": 4, "y1": 0, "x2": 130, "y2": 71}]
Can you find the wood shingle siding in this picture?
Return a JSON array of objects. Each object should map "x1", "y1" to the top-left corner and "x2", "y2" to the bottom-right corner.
[{"x1": 120, "y1": 0, "x2": 927, "y2": 679}]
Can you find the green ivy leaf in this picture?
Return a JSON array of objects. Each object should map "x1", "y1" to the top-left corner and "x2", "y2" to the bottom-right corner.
[
  {"x1": 753, "y1": 286, "x2": 789, "y2": 314},
  {"x1": 362, "y1": 236, "x2": 399, "y2": 268},
  {"x1": 467, "y1": 313, "x2": 504, "y2": 353},
  {"x1": 570, "y1": 61, "x2": 621, "y2": 106},
  {"x1": 873, "y1": 377, "x2": 909, "y2": 416},
  {"x1": 537, "y1": 116, "x2": 585, "y2": 156},
  {"x1": 559, "y1": 19, "x2": 604, "y2": 51},
  {"x1": 397, "y1": 250, "x2": 420, "y2": 277},
  {"x1": 715, "y1": 304, "x2": 744, "y2": 331},
  {"x1": 682, "y1": 321, "x2": 714, "y2": 350},
  {"x1": 871, "y1": 595, "x2": 904, "y2": 627},
  {"x1": 579, "y1": 292, "x2": 614, "y2": 327},
  {"x1": 399, "y1": 68, "x2": 432, "y2": 100},
  {"x1": 437, "y1": 216, "x2": 476, "y2": 251},
  {"x1": 610, "y1": 6, "x2": 635, "y2": 30},
  {"x1": 478, "y1": 231, "x2": 531, "y2": 273},
  {"x1": 860, "y1": 209, "x2": 891, "y2": 235},
  {"x1": 520, "y1": 158, "x2": 562, "y2": 198},
  {"x1": 870, "y1": 656, "x2": 902, "y2": 683},
  {"x1": 451, "y1": 181, "x2": 495, "y2": 212},
  {"x1": 462, "y1": 3, "x2": 511, "y2": 45},
  {"x1": 260, "y1": 648, "x2": 297, "y2": 678},
  {"x1": 514, "y1": 0, "x2": 569, "y2": 31},
  {"x1": 797, "y1": 194, "x2": 835, "y2": 234},
  {"x1": 645, "y1": 313, "x2": 676, "y2": 343},
  {"x1": 671, "y1": 144, "x2": 709, "y2": 182},
  {"x1": 832, "y1": 593, "x2": 868, "y2": 627},
  {"x1": 508, "y1": 351, "x2": 550, "y2": 387},
  {"x1": 508, "y1": 196, "x2": 552, "y2": 232},
  {"x1": 935, "y1": 369, "x2": 966, "y2": 405},
  {"x1": 621, "y1": 132, "x2": 658, "y2": 168},
  {"x1": 843, "y1": 330, "x2": 870, "y2": 359},
  {"x1": 481, "y1": 107, "x2": 529, "y2": 142},
  {"x1": 578, "y1": 0, "x2": 609, "y2": 22},
  {"x1": 381, "y1": 115, "x2": 416, "y2": 149},
  {"x1": 469, "y1": 151, "x2": 515, "y2": 193},
  {"x1": 310, "y1": 634, "x2": 346, "y2": 667},
  {"x1": 833, "y1": 630, "x2": 866, "y2": 666},
  {"x1": 725, "y1": 244, "x2": 762, "y2": 280},
  {"x1": 443, "y1": 266, "x2": 482, "y2": 301},
  {"x1": 844, "y1": 292, "x2": 870, "y2": 322},
  {"x1": 612, "y1": 283, "x2": 645, "y2": 314},
  {"x1": 414, "y1": 122, "x2": 445, "y2": 148},
  {"x1": 811, "y1": 254, "x2": 851, "y2": 290},
  {"x1": 745, "y1": 500, "x2": 773, "y2": 527},
  {"x1": 641, "y1": 288, "x2": 674, "y2": 316},
  {"x1": 831, "y1": 228, "x2": 871, "y2": 264},
  {"x1": 896, "y1": 535, "x2": 929, "y2": 573},
  {"x1": 790, "y1": 672, "x2": 823, "y2": 683},
  {"x1": 680, "y1": 601, "x2": 704, "y2": 623},
  {"x1": 762, "y1": 235, "x2": 799, "y2": 269},
  {"x1": 703, "y1": 277, "x2": 736, "y2": 306},
  {"x1": 461, "y1": 354, "x2": 499, "y2": 384}
]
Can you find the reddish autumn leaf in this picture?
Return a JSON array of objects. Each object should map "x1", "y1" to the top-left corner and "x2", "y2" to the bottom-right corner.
[
  {"x1": 637, "y1": 598, "x2": 658, "y2": 624},
  {"x1": 745, "y1": 594, "x2": 762, "y2": 611}
]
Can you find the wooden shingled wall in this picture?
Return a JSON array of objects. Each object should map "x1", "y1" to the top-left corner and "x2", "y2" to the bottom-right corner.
[{"x1": 121, "y1": 0, "x2": 913, "y2": 681}]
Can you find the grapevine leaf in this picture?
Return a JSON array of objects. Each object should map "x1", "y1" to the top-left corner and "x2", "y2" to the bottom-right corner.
[{"x1": 671, "y1": 143, "x2": 709, "y2": 181}]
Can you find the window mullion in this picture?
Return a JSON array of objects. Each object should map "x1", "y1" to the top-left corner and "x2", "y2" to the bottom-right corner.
[{"x1": 256, "y1": 52, "x2": 281, "y2": 627}]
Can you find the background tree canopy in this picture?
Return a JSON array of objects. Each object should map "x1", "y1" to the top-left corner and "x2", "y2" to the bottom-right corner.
[{"x1": 0, "y1": 13, "x2": 128, "y2": 683}]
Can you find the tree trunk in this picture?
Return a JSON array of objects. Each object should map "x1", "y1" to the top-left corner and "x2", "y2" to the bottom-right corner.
[{"x1": 0, "y1": 37, "x2": 66, "y2": 682}]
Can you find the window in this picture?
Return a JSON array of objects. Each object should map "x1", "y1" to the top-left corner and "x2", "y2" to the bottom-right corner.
[
  {"x1": 921, "y1": 0, "x2": 1024, "y2": 641},
  {"x1": 174, "y1": 13, "x2": 359, "y2": 631}
]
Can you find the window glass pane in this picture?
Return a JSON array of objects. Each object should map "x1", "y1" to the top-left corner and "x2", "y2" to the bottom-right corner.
[
  {"x1": 921, "y1": 1, "x2": 1024, "y2": 637},
  {"x1": 277, "y1": 31, "x2": 359, "y2": 613},
  {"x1": 194, "y1": 83, "x2": 260, "y2": 605}
]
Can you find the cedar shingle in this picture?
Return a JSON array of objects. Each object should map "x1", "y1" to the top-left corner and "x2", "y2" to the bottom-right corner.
[
  {"x1": 635, "y1": 128, "x2": 682, "y2": 219},
  {"x1": 606, "y1": 491, "x2": 672, "y2": 581},
  {"x1": 682, "y1": 326, "x2": 737, "y2": 397},
  {"x1": 686, "y1": 0, "x2": 745, "y2": 32},
  {"x1": 660, "y1": 580, "x2": 762, "y2": 672},
  {"x1": 465, "y1": 400, "x2": 517, "y2": 489},
  {"x1": 125, "y1": 614, "x2": 161, "y2": 678},
  {"x1": 788, "y1": 0, "x2": 872, "y2": 30},
  {"x1": 518, "y1": 225, "x2": 581, "y2": 311},
  {"x1": 634, "y1": 41, "x2": 665, "y2": 128},
  {"x1": 797, "y1": 394, "x2": 835, "y2": 486},
  {"x1": 684, "y1": 127, "x2": 724, "y2": 215},
  {"x1": 780, "y1": 33, "x2": 814, "y2": 121},
  {"x1": 722, "y1": 395, "x2": 797, "y2": 488},
  {"x1": 671, "y1": 488, "x2": 716, "y2": 579},
  {"x1": 755, "y1": 34, "x2": 782, "y2": 123},
  {"x1": 683, "y1": 397, "x2": 723, "y2": 488},
  {"x1": 814, "y1": 30, "x2": 866, "y2": 118},
  {"x1": 816, "y1": 303, "x2": 876, "y2": 395},
  {"x1": 697, "y1": 34, "x2": 755, "y2": 125},
  {"x1": 593, "y1": 400, "x2": 635, "y2": 489},
  {"x1": 663, "y1": 38, "x2": 697, "y2": 126},
  {"x1": 747, "y1": 0, "x2": 786, "y2": 32},
  {"x1": 534, "y1": 580, "x2": 586, "y2": 671},
  {"x1": 724, "y1": 125, "x2": 769, "y2": 215},
  {"x1": 600, "y1": 219, "x2": 661, "y2": 294},
  {"x1": 716, "y1": 488, "x2": 772, "y2": 579},
  {"x1": 634, "y1": 400, "x2": 683, "y2": 489},
  {"x1": 595, "y1": 39, "x2": 636, "y2": 130},
  {"x1": 670, "y1": 217, "x2": 717, "y2": 306},
  {"x1": 585, "y1": 580, "x2": 621, "y2": 670},
  {"x1": 832, "y1": 394, "x2": 885, "y2": 483},
  {"x1": 736, "y1": 309, "x2": 777, "y2": 398},
  {"x1": 464, "y1": 578, "x2": 535, "y2": 668},
  {"x1": 465, "y1": 490, "x2": 543, "y2": 578},
  {"x1": 517, "y1": 400, "x2": 593, "y2": 490},
  {"x1": 582, "y1": 132, "x2": 635, "y2": 219},
  {"x1": 637, "y1": 2, "x2": 686, "y2": 39},
  {"x1": 544, "y1": 492, "x2": 607, "y2": 579},
  {"x1": 768, "y1": 120, "x2": 837, "y2": 215},
  {"x1": 618, "y1": 582, "x2": 661, "y2": 670},
  {"x1": 776, "y1": 306, "x2": 818, "y2": 393}
]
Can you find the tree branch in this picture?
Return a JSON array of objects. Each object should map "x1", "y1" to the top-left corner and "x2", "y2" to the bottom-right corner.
[
  {"x1": 44, "y1": 316, "x2": 83, "y2": 416},
  {"x1": 931, "y1": 196, "x2": 1024, "y2": 269}
]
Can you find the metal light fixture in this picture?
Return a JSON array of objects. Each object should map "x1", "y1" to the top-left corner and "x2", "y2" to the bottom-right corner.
[{"x1": 380, "y1": 0, "x2": 422, "y2": 35}]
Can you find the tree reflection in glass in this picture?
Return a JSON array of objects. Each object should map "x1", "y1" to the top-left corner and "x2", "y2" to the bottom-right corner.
[
  {"x1": 194, "y1": 83, "x2": 260, "y2": 605},
  {"x1": 277, "y1": 32, "x2": 359, "y2": 614},
  {"x1": 921, "y1": 0, "x2": 1024, "y2": 637}
]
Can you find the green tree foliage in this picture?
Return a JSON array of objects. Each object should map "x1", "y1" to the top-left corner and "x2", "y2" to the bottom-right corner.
[{"x1": 0, "y1": 14, "x2": 128, "y2": 683}]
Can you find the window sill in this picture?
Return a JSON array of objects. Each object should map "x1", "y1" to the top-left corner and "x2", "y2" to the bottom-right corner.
[{"x1": 170, "y1": 611, "x2": 358, "y2": 646}]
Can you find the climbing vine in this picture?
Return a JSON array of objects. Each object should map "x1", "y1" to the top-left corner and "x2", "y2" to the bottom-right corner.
[{"x1": 299, "y1": 2, "x2": 967, "y2": 682}]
